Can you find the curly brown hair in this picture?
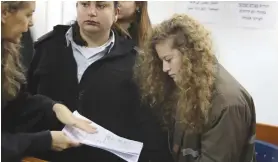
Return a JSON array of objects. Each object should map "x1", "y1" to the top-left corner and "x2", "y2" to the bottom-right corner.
[
  {"x1": 1, "y1": 2, "x2": 27, "y2": 100},
  {"x1": 135, "y1": 14, "x2": 217, "y2": 132}
]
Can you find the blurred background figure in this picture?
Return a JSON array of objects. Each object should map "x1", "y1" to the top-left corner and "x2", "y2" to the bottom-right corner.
[{"x1": 117, "y1": 1, "x2": 151, "y2": 48}]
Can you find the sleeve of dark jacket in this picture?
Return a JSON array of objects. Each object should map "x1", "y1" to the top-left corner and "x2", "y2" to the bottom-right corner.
[
  {"x1": 4, "y1": 84, "x2": 57, "y2": 131},
  {"x1": 1, "y1": 86, "x2": 57, "y2": 161},
  {"x1": 1, "y1": 131, "x2": 52, "y2": 161},
  {"x1": 195, "y1": 104, "x2": 255, "y2": 162},
  {"x1": 128, "y1": 80, "x2": 174, "y2": 162}
]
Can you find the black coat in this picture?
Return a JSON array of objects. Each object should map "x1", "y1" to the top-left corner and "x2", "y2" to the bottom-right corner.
[
  {"x1": 28, "y1": 25, "x2": 173, "y2": 162},
  {"x1": 20, "y1": 29, "x2": 34, "y2": 71},
  {"x1": 1, "y1": 84, "x2": 56, "y2": 162}
]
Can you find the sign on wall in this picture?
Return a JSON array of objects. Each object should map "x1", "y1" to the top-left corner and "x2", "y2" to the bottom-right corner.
[
  {"x1": 183, "y1": 1, "x2": 225, "y2": 24},
  {"x1": 230, "y1": 2, "x2": 276, "y2": 29},
  {"x1": 180, "y1": 1, "x2": 276, "y2": 29}
]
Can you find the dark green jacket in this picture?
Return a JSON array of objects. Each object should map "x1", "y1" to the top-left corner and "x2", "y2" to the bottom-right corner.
[{"x1": 172, "y1": 64, "x2": 256, "y2": 162}]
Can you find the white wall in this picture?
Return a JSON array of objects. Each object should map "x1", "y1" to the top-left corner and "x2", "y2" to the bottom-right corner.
[
  {"x1": 31, "y1": 1, "x2": 72, "y2": 40},
  {"x1": 32, "y1": 1, "x2": 278, "y2": 126},
  {"x1": 31, "y1": 1, "x2": 47, "y2": 40},
  {"x1": 148, "y1": 1, "x2": 176, "y2": 25}
]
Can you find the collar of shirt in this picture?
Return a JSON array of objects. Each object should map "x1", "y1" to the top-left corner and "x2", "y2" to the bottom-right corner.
[{"x1": 65, "y1": 27, "x2": 115, "y2": 59}]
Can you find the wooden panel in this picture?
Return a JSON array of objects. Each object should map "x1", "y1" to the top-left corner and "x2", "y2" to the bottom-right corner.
[
  {"x1": 256, "y1": 123, "x2": 278, "y2": 145},
  {"x1": 22, "y1": 157, "x2": 47, "y2": 162}
]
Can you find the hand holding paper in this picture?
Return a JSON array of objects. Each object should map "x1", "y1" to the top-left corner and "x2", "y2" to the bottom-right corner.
[
  {"x1": 62, "y1": 111, "x2": 143, "y2": 162},
  {"x1": 53, "y1": 103, "x2": 97, "y2": 133}
]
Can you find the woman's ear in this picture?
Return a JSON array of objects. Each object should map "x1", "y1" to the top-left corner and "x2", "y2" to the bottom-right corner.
[
  {"x1": 114, "y1": 7, "x2": 119, "y2": 23},
  {"x1": 1, "y1": 5, "x2": 10, "y2": 24}
]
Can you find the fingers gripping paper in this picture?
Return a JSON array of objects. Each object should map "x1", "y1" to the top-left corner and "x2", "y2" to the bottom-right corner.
[{"x1": 62, "y1": 111, "x2": 144, "y2": 162}]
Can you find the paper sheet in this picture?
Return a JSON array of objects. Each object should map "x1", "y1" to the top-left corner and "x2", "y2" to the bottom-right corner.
[
  {"x1": 62, "y1": 111, "x2": 143, "y2": 162},
  {"x1": 229, "y1": 1, "x2": 276, "y2": 29},
  {"x1": 183, "y1": 1, "x2": 225, "y2": 24}
]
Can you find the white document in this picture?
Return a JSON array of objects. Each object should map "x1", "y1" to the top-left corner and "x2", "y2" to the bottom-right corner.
[
  {"x1": 183, "y1": 1, "x2": 226, "y2": 24},
  {"x1": 228, "y1": 1, "x2": 276, "y2": 29},
  {"x1": 62, "y1": 111, "x2": 143, "y2": 162}
]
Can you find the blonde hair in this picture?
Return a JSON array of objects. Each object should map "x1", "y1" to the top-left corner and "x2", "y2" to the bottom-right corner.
[
  {"x1": 135, "y1": 14, "x2": 217, "y2": 132},
  {"x1": 2, "y1": 2, "x2": 27, "y2": 100}
]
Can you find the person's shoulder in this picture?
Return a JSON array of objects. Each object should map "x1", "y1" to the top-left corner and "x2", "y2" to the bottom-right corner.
[
  {"x1": 34, "y1": 31, "x2": 54, "y2": 47},
  {"x1": 211, "y1": 63, "x2": 253, "y2": 115},
  {"x1": 34, "y1": 25, "x2": 71, "y2": 48},
  {"x1": 112, "y1": 29, "x2": 137, "y2": 52},
  {"x1": 112, "y1": 25, "x2": 132, "y2": 39}
]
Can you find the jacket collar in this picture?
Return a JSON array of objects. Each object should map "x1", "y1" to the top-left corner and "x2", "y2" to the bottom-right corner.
[{"x1": 53, "y1": 25, "x2": 137, "y2": 60}]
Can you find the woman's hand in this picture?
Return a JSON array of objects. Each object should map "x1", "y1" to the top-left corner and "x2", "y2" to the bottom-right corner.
[
  {"x1": 52, "y1": 103, "x2": 96, "y2": 133},
  {"x1": 50, "y1": 131, "x2": 80, "y2": 151}
]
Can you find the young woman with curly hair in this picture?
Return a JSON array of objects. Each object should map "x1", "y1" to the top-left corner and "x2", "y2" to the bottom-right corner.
[{"x1": 135, "y1": 14, "x2": 256, "y2": 162}]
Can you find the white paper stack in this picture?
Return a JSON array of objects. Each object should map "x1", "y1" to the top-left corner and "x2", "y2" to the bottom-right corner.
[{"x1": 62, "y1": 111, "x2": 144, "y2": 162}]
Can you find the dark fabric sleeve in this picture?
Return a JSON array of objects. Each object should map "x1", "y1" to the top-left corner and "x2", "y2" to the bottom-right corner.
[
  {"x1": 195, "y1": 105, "x2": 252, "y2": 162},
  {"x1": 1, "y1": 130, "x2": 52, "y2": 161},
  {"x1": 3, "y1": 86, "x2": 57, "y2": 132},
  {"x1": 129, "y1": 80, "x2": 174, "y2": 162}
]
